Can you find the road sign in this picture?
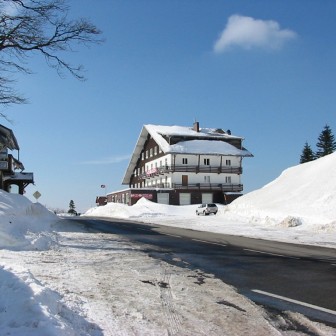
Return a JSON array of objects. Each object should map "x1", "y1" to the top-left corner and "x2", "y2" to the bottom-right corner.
[{"x1": 33, "y1": 191, "x2": 41, "y2": 200}]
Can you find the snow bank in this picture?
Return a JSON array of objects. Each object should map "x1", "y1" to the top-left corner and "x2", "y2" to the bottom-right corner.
[
  {"x1": 0, "y1": 191, "x2": 58, "y2": 251},
  {"x1": 85, "y1": 197, "x2": 198, "y2": 219},
  {"x1": 225, "y1": 152, "x2": 336, "y2": 227}
]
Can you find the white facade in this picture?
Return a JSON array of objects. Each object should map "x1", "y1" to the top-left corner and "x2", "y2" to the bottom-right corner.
[{"x1": 134, "y1": 153, "x2": 242, "y2": 189}]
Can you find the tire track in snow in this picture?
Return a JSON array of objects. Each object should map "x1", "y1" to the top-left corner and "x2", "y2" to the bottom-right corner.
[{"x1": 159, "y1": 268, "x2": 182, "y2": 335}]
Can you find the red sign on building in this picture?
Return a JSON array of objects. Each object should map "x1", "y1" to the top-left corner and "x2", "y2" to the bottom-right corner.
[{"x1": 131, "y1": 193, "x2": 153, "y2": 200}]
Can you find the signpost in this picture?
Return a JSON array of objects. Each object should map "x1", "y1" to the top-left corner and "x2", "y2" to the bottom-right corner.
[{"x1": 33, "y1": 191, "x2": 41, "y2": 202}]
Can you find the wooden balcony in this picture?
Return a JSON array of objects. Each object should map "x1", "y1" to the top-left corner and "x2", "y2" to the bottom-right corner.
[
  {"x1": 172, "y1": 183, "x2": 243, "y2": 192},
  {"x1": 0, "y1": 154, "x2": 24, "y2": 173},
  {"x1": 139, "y1": 165, "x2": 242, "y2": 179}
]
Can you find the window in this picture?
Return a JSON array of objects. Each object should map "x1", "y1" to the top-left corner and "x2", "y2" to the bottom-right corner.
[
  {"x1": 154, "y1": 146, "x2": 158, "y2": 156},
  {"x1": 204, "y1": 158, "x2": 210, "y2": 165},
  {"x1": 145, "y1": 150, "x2": 148, "y2": 159},
  {"x1": 141, "y1": 152, "x2": 144, "y2": 160},
  {"x1": 225, "y1": 176, "x2": 232, "y2": 183},
  {"x1": 182, "y1": 158, "x2": 188, "y2": 164},
  {"x1": 204, "y1": 176, "x2": 210, "y2": 183},
  {"x1": 150, "y1": 148, "x2": 153, "y2": 157},
  {"x1": 226, "y1": 159, "x2": 231, "y2": 166}
]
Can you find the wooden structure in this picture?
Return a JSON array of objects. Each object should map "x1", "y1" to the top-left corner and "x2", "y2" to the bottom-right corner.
[{"x1": 0, "y1": 125, "x2": 34, "y2": 194}]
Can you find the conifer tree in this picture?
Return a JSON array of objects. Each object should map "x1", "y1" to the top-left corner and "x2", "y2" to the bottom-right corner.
[
  {"x1": 68, "y1": 200, "x2": 76, "y2": 214},
  {"x1": 315, "y1": 125, "x2": 336, "y2": 158},
  {"x1": 300, "y1": 142, "x2": 315, "y2": 163}
]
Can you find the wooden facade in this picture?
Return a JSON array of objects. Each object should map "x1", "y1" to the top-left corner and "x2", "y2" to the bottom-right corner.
[
  {"x1": 107, "y1": 188, "x2": 243, "y2": 206},
  {"x1": 0, "y1": 125, "x2": 34, "y2": 195}
]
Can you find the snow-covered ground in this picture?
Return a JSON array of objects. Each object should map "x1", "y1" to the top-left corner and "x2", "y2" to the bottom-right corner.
[{"x1": 0, "y1": 153, "x2": 336, "y2": 335}]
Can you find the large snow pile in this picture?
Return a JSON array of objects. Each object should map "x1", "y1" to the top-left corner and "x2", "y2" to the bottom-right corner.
[
  {"x1": 85, "y1": 197, "x2": 196, "y2": 219},
  {"x1": 225, "y1": 152, "x2": 336, "y2": 228},
  {"x1": 0, "y1": 191, "x2": 58, "y2": 250}
]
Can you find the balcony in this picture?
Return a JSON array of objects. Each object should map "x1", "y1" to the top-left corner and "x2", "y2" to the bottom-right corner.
[
  {"x1": 138, "y1": 165, "x2": 242, "y2": 179},
  {"x1": 0, "y1": 154, "x2": 24, "y2": 173},
  {"x1": 172, "y1": 183, "x2": 243, "y2": 192}
]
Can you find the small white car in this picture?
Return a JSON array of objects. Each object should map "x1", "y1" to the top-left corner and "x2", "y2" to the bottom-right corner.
[{"x1": 196, "y1": 203, "x2": 218, "y2": 216}]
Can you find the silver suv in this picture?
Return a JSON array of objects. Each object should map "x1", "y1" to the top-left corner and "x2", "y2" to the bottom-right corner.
[{"x1": 196, "y1": 203, "x2": 218, "y2": 216}]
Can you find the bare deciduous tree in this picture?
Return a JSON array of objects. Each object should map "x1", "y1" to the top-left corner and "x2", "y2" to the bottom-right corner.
[{"x1": 0, "y1": 0, "x2": 102, "y2": 107}]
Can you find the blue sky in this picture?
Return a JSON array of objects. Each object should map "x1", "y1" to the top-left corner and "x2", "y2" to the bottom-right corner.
[{"x1": 4, "y1": 0, "x2": 336, "y2": 212}]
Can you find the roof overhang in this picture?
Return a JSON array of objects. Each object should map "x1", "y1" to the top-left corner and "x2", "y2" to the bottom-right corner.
[
  {"x1": 122, "y1": 126, "x2": 149, "y2": 185},
  {"x1": 0, "y1": 125, "x2": 19, "y2": 150}
]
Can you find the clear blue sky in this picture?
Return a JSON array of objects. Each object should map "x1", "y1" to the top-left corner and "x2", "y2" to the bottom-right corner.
[{"x1": 5, "y1": 0, "x2": 336, "y2": 212}]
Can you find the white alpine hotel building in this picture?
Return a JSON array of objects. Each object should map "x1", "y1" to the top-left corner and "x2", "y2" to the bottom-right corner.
[{"x1": 107, "y1": 122, "x2": 253, "y2": 206}]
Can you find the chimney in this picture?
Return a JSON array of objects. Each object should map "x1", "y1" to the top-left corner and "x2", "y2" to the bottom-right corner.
[{"x1": 193, "y1": 121, "x2": 200, "y2": 132}]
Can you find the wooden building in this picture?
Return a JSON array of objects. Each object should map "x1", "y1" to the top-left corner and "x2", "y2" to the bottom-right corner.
[
  {"x1": 106, "y1": 122, "x2": 253, "y2": 206},
  {"x1": 0, "y1": 125, "x2": 34, "y2": 194}
]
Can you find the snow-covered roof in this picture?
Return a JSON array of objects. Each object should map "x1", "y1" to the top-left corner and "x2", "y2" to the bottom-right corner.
[
  {"x1": 3, "y1": 172, "x2": 34, "y2": 182},
  {"x1": 169, "y1": 140, "x2": 252, "y2": 156},
  {"x1": 122, "y1": 124, "x2": 253, "y2": 185},
  {"x1": 145, "y1": 124, "x2": 243, "y2": 153}
]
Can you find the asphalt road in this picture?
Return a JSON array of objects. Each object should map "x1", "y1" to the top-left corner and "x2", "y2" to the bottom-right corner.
[{"x1": 70, "y1": 217, "x2": 336, "y2": 326}]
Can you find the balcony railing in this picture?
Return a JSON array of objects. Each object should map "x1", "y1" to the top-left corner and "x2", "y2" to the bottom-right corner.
[
  {"x1": 172, "y1": 183, "x2": 243, "y2": 192},
  {"x1": 0, "y1": 155, "x2": 24, "y2": 173},
  {"x1": 138, "y1": 165, "x2": 242, "y2": 179}
]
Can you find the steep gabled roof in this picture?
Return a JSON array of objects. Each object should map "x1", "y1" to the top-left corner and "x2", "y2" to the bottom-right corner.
[
  {"x1": 0, "y1": 124, "x2": 19, "y2": 150},
  {"x1": 122, "y1": 124, "x2": 253, "y2": 185}
]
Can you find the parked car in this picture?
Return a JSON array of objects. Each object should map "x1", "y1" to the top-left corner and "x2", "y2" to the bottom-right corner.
[{"x1": 196, "y1": 203, "x2": 218, "y2": 216}]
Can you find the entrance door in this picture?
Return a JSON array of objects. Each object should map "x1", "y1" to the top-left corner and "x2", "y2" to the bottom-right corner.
[{"x1": 182, "y1": 175, "x2": 188, "y2": 186}]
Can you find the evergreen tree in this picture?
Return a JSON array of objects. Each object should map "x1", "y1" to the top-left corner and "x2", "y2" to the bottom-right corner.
[
  {"x1": 68, "y1": 200, "x2": 76, "y2": 214},
  {"x1": 300, "y1": 142, "x2": 315, "y2": 163},
  {"x1": 315, "y1": 125, "x2": 336, "y2": 158}
]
